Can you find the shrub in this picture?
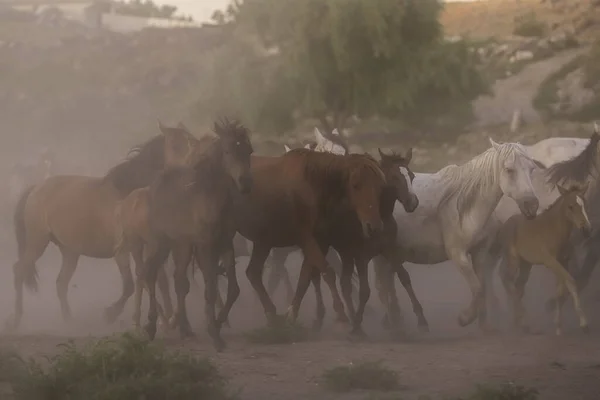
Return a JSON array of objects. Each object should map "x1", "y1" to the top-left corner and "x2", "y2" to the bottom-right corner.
[
  {"x1": 320, "y1": 361, "x2": 401, "y2": 392},
  {"x1": 453, "y1": 383, "x2": 539, "y2": 400},
  {"x1": 513, "y1": 12, "x2": 546, "y2": 38},
  {"x1": 0, "y1": 333, "x2": 234, "y2": 400}
]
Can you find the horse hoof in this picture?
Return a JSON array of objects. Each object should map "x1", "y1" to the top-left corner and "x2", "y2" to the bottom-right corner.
[
  {"x1": 104, "y1": 306, "x2": 121, "y2": 324},
  {"x1": 312, "y1": 320, "x2": 324, "y2": 332},
  {"x1": 214, "y1": 338, "x2": 227, "y2": 353},
  {"x1": 581, "y1": 325, "x2": 590, "y2": 335},
  {"x1": 545, "y1": 299, "x2": 557, "y2": 313},
  {"x1": 418, "y1": 323, "x2": 430, "y2": 334},
  {"x1": 381, "y1": 315, "x2": 390, "y2": 330},
  {"x1": 144, "y1": 323, "x2": 157, "y2": 341},
  {"x1": 348, "y1": 327, "x2": 368, "y2": 341},
  {"x1": 457, "y1": 311, "x2": 476, "y2": 327}
]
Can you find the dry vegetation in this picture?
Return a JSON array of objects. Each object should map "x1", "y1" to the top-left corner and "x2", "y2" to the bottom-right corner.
[{"x1": 441, "y1": 0, "x2": 600, "y2": 42}]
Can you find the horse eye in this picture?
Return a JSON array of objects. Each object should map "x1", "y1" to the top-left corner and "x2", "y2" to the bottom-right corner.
[{"x1": 505, "y1": 167, "x2": 515, "y2": 175}]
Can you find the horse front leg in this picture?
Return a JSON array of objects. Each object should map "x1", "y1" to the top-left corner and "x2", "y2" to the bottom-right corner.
[
  {"x1": 216, "y1": 241, "x2": 240, "y2": 330},
  {"x1": 301, "y1": 237, "x2": 348, "y2": 324},
  {"x1": 197, "y1": 248, "x2": 226, "y2": 351},
  {"x1": 373, "y1": 255, "x2": 404, "y2": 334},
  {"x1": 245, "y1": 242, "x2": 278, "y2": 324},
  {"x1": 310, "y1": 268, "x2": 325, "y2": 331},
  {"x1": 171, "y1": 243, "x2": 194, "y2": 338},
  {"x1": 383, "y1": 246, "x2": 429, "y2": 333},
  {"x1": 338, "y1": 251, "x2": 357, "y2": 325},
  {"x1": 447, "y1": 246, "x2": 484, "y2": 329},
  {"x1": 143, "y1": 241, "x2": 170, "y2": 341},
  {"x1": 350, "y1": 256, "x2": 371, "y2": 339}
]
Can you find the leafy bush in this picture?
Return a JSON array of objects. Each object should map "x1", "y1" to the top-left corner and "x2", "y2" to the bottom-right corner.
[
  {"x1": 453, "y1": 383, "x2": 539, "y2": 400},
  {"x1": 244, "y1": 320, "x2": 309, "y2": 345},
  {"x1": 320, "y1": 361, "x2": 400, "y2": 392},
  {"x1": 513, "y1": 12, "x2": 546, "y2": 38},
  {"x1": 0, "y1": 333, "x2": 234, "y2": 400}
]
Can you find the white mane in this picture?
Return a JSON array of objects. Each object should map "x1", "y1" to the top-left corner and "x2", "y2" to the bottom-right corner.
[
  {"x1": 438, "y1": 142, "x2": 530, "y2": 212},
  {"x1": 313, "y1": 127, "x2": 346, "y2": 155}
]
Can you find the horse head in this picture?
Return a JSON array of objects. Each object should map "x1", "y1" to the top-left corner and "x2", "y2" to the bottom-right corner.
[
  {"x1": 213, "y1": 117, "x2": 254, "y2": 194},
  {"x1": 490, "y1": 138, "x2": 539, "y2": 219},
  {"x1": 377, "y1": 148, "x2": 419, "y2": 213}
]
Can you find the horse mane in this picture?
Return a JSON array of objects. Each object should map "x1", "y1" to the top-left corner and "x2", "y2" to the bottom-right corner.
[
  {"x1": 104, "y1": 134, "x2": 166, "y2": 196},
  {"x1": 546, "y1": 133, "x2": 600, "y2": 187},
  {"x1": 438, "y1": 143, "x2": 530, "y2": 216}
]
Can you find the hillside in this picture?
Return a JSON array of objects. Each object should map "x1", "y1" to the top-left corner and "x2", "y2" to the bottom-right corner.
[
  {"x1": 0, "y1": 0, "x2": 599, "y2": 178},
  {"x1": 442, "y1": 0, "x2": 600, "y2": 42}
]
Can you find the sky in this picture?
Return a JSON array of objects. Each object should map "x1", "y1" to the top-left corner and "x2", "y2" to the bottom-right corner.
[
  {"x1": 156, "y1": 0, "x2": 481, "y2": 23},
  {"x1": 155, "y1": 0, "x2": 230, "y2": 22}
]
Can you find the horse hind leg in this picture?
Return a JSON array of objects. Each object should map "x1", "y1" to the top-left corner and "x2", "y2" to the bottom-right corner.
[
  {"x1": 104, "y1": 250, "x2": 134, "y2": 324},
  {"x1": 56, "y1": 246, "x2": 80, "y2": 323},
  {"x1": 545, "y1": 257, "x2": 589, "y2": 334},
  {"x1": 7, "y1": 234, "x2": 50, "y2": 332}
]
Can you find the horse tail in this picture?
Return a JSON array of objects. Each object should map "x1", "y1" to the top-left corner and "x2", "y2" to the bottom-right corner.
[{"x1": 13, "y1": 185, "x2": 39, "y2": 292}]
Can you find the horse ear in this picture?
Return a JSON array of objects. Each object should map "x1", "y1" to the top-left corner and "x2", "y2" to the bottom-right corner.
[
  {"x1": 404, "y1": 147, "x2": 413, "y2": 163},
  {"x1": 177, "y1": 122, "x2": 191, "y2": 133},
  {"x1": 533, "y1": 159, "x2": 547, "y2": 170},
  {"x1": 284, "y1": 144, "x2": 291, "y2": 153},
  {"x1": 489, "y1": 137, "x2": 501, "y2": 151},
  {"x1": 579, "y1": 181, "x2": 590, "y2": 195},
  {"x1": 557, "y1": 184, "x2": 568, "y2": 195},
  {"x1": 594, "y1": 121, "x2": 599, "y2": 134},
  {"x1": 377, "y1": 148, "x2": 386, "y2": 160},
  {"x1": 314, "y1": 127, "x2": 325, "y2": 144},
  {"x1": 332, "y1": 128, "x2": 340, "y2": 136},
  {"x1": 157, "y1": 119, "x2": 168, "y2": 135}
]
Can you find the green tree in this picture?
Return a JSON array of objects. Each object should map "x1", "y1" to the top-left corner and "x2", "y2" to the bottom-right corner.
[{"x1": 200, "y1": 0, "x2": 488, "y2": 133}]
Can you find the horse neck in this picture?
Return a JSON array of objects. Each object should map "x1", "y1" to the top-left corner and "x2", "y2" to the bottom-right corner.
[
  {"x1": 451, "y1": 155, "x2": 504, "y2": 228},
  {"x1": 379, "y1": 186, "x2": 398, "y2": 218},
  {"x1": 541, "y1": 198, "x2": 575, "y2": 243}
]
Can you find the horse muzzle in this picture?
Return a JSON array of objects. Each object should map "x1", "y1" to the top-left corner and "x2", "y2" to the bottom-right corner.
[
  {"x1": 363, "y1": 220, "x2": 383, "y2": 239},
  {"x1": 238, "y1": 175, "x2": 253, "y2": 194},
  {"x1": 581, "y1": 224, "x2": 592, "y2": 238},
  {"x1": 518, "y1": 196, "x2": 539, "y2": 220},
  {"x1": 402, "y1": 194, "x2": 419, "y2": 213}
]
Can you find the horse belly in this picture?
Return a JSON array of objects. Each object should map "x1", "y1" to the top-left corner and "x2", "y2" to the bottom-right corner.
[
  {"x1": 35, "y1": 177, "x2": 120, "y2": 258},
  {"x1": 395, "y1": 213, "x2": 447, "y2": 264}
]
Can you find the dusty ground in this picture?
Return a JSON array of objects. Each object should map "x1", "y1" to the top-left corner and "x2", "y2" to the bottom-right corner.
[{"x1": 0, "y1": 236, "x2": 600, "y2": 400}]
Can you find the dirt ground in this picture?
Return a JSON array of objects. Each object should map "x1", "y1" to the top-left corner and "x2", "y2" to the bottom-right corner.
[{"x1": 1, "y1": 237, "x2": 600, "y2": 400}]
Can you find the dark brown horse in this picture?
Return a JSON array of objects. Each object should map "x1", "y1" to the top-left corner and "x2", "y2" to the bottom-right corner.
[
  {"x1": 9, "y1": 132, "x2": 166, "y2": 331},
  {"x1": 323, "y1": 148, "x2": 428, "y2": 337},
  {"x1": 543, "y1": 130, "x2": 600, "y2": 311},
  {"x1": 142, "y1": 119, "x2": 253, "y2": 351},
  {"x1": 234, "y1": 148, "x2": 388, "y2": 326}
]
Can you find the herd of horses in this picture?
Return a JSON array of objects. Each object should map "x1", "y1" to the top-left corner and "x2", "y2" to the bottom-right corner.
[{"x1": 6, "y1": 117, "x2": 600, "y2": 351}]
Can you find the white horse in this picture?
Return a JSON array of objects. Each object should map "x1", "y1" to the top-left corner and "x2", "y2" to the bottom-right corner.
[{"x1": 373, "y1": 138, "x2": 541, "y2": 331}]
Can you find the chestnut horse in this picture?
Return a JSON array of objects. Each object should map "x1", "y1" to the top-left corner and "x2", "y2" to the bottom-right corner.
[
  {"x1": 142, "y1": 119, "x2": 253, "y2": 351},
  {"x1": 8, "y1": 132, "x2": 166, "y2": 331},
  {"x1": 233, "y1": 148, "x2": 387, "y2": 326}
]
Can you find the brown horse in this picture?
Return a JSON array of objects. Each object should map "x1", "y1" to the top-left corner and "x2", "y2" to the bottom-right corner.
[
  {"x1": 9, "y1": 132, "x2": 167, "y2": 331},
  {"x1": 234, "y1": 148, "x2": 387, "y2": 326},
  {"x1": 115, "y1": 186, "x2": 174, "y2": 330},
  {"x1": 142, "y1": 118, "x2": 253, "y2": 351},
  {"x1": 498, "y1": 183, "x2": 592, "y2": 336},
  {"x1": 324, "y1": 148, "x2": 428, "y2": 337},
  {"x1": 117, "y1": 185, "x2": 229, "y2": 331}
]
